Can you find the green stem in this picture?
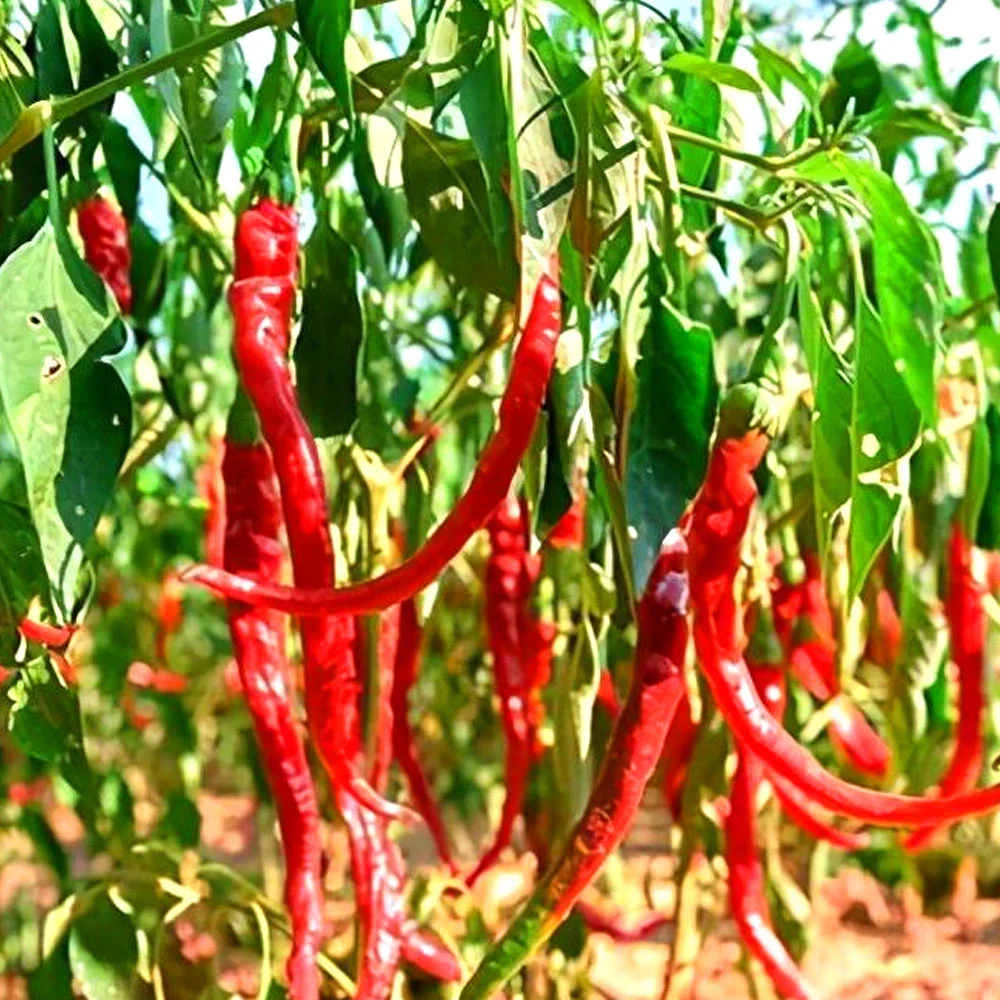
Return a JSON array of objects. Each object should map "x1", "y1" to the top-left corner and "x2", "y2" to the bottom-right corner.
[
  {"x1": 1, "y1": 3, "x2": 297, "y2": 166},
  {"x1": 42, "y1": 126, "x2": 60, "y2": 227}
]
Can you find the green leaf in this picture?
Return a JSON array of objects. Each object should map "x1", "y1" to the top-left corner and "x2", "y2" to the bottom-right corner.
[
  {"x1": 798, "y1": 261, "x2": 851, "y2": 554},
  {"x1": 7, "y1": 657, "x2": 94, "y2": 805},
  {"x1": 824, "y1": 153, "x2": 942, "y2": 425},
  {"x1": 150, "y1": 0, "x2": 196, "y2": 154},
  {"x1": 294, "y1": 222, "x2": 364, "y2": 438},
  {"x1": 899, "y1": 3, "x2": 945, "y2": 100},
  {"x1": 66, "y1": 0, "x2": 117, "y2": 96},
  {"x1": 850, "y1": 297, "x2": 920, "y2": 599},
  {"x1": 101, "y1": 120, "x2": 143, "y2": 221},
  {"x1": 33, "y1": 0, "x2": 73, "y2": 99},
  {"x1": 0, "y1": 500, "x2": 48, "y2": 663},
  {"x1": 0, "y1": 36, "x2": 32, "y2": 145},
  {"x1": 975, "y1": 405, "x2": 1000, "y2": 550},
  {"x1": 951, "y1": 57, "x2": 993, "y2": 117},
  {"x1": 547, "y1": 0, "x2": 601, "y2": 36},
  {"x1": 625, "y1": 254, "x2": 718, "y2": 591},
  {"x1": 664, "y1": 51, "x2": 761, "y2": 94},
  {"x1": 751, "y1": 40, "x2": 817, "y2": 106},
  {"x1": 401, "y1": 122, "x2": 516, "y2": 299},
  {"x1": 68, "y1": 892, "x2": 140, "y2": 1000},
  {"x1": 298, "y1": 0, "x2": 354, "y2": 125},
  {"x1": 0, "y1": 223, "x2": 128, "y2": 613},
  {"x1": 819, "y1": 38, "x2": 882, "y2": 127},
  {"x1": 987, "y1": 203, "x2": 1000, "y2": 301}
]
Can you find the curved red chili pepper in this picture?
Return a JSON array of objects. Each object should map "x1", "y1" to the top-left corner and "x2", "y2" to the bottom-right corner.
[
  {"x1": 197, "y1": 432, "x2": 227, "y2": 569},
  {"x1": 222, "y1": 439, "x2": 324, "y2": 1000},
  {"x1": 826, "y1": 700, "x2": 890, "y2": 779},
  {"x1": 18, "y1": 619, "x2": 77, "y2": 648},
  {"x1": 687, "y1": 418, "x2": 1000, "y2": 827},
  {"x1": 369, "y1": 606, "x2": 401, "y2": 794},
  {"x1": 748, "y1": 661, "x2": 868, "y2": 851},
  {"x1": 183, "y1": 263, "x2": 562, "y2": 616},
  {"x1": 224, "y1": 200, "x2": 409, "y2": 825},
  {"x1": 77, "y1": 195, "x2": 132, "y2": 314},
  {"x1": 661, "y1": 691, "x2": 697, "y2": 818},
  {"x1": 727, "y1": 748, "x2": 820, "y2": 1000},
  {"x1": 576, "y1": 899, "x2": 670, "y2": 943},
  {"x1": 546, "y1": 493, "x2": 586, "y2": 550},
  {"x1": 391, "y1": 600, "x2": 456, "y2": 871},
  {"x1": 458, "y1": 530, "x2": 690, "y2": 998},
  {"x1": 904, "y1": 523, "x2": 986, "y2": 851},
  {"x1": 399, "y1": 922, "x2": 462, "y2": 981},
  {"x1": 467, "y1": 495, "x2": 536, "y2": 886}
]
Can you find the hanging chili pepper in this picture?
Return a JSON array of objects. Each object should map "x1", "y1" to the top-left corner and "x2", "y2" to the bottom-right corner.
[
  {"x1": 865, "y1": 585, "x2": 902, "y2": 669},
  {"x1": 183, "y1": 262, "x2": 562, "y2": 617},
  {"x1": 155, "y1": 571, "x2": 184, "y2": 665},
  {"x1": 546, "y1": 492, "x2": 586, "y2": 550},
  {"x1": 467, "y1": 495, "x2": 536, "y2": 886},
  {"x1": 222, "y1": 436, "x2": 324, "y2": 1000},
  {"x1": 904, "y1": 523, "x2": 986, "y2": 851},
  {"x1": 458, "y1": 530, "x2": 690, "y2": 1000},
  {"x1": 391, "y1": 599, "x2": 456, "y2": 871},
  {"x1": 596, "y1": 670, "x2": 621, "y2": 721},
  {"x1": 197, "y1": 432, "x2": 227, "y2": 569},
  {"x1": 576, "y1": 899, "x2": 670, "y2": 943},
  {"x1": 224, "y1": 199, "x2": 407, "y2": 824},
  {"x1": 726, "y1": 746, "x2": 819, "y2": 1000},
  {"x1": 369, "y1": 606, "x2": 402, "y2": 795},
  {"x1": 18, "y1": 619, "x2": 77, "y2": 648},
  {"x1": 77, "y1": 195, "x2": 132, "y2": 314},
  {"x1": 686, "y1": 388, "x2": 1000, "y2": 827}
]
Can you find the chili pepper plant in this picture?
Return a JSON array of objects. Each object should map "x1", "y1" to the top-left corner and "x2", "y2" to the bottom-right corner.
[{"x1": 1, "y1": 0, "x2": 999, "y2": 997}]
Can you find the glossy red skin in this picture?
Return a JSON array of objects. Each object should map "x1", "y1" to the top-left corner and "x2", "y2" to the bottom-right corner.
[
  {"x1": 391, "y1": 600, "x2": 456, "y2": 871},
  {"x1": 687, "y1": 429, "x2": 1000, "y2": 826},
  {"x1": 184, "y1": 263, "x2": 562, "y2": 616},
  {"x1": 77, "y1": 196, "x2": 132, "y2": 313},
  {"x1": 222, "y1": 441, "x2": 323, "y2": 1000},
  {"x1": 468, "y1": 495, "x2": 536, "y2": 886},
  {"x1": 827, "y1": 701, "x2": 890, "y2": 779},
  {"x1": 369, "y1": 606, "x2": 401, "y2": 794},
  {"x1": 660, "y1": 691, "x2": 697, "y2": 817},
  {"x1": 546, "y1": 493, "x2": 586, "y2": 549},
  {"x1": 865, "y1": 588, "x2": 902, "y2": 668},
  {"x1": 228, "y1": 200, "x2": 406, "y2": 824},
  {"x1": 18, "y1": 619, "x2": 77, "y2": 648},
  {"x1": 904, "y1": 524, "x2": 987, "y2": 851},
  {"x1": 532, "y1": 530, "x2": 690, "y2": 926},
  {"x1": 576, "y1": 899, "x2": 670, "y2": 942},
  {"x1": 727, "y1": 748, "x2": 820, "y2": 1000},
  {"x1": 197, "y1": 433, "x2": 227, "y2": 568}
]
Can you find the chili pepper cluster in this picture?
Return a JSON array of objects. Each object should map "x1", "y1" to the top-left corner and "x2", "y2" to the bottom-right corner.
[{"x1": 170, "y1": 201, "x2": 1000, "y2": 1000}]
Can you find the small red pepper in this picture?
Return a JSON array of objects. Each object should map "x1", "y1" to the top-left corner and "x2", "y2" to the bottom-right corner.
[{"x1": 77, "y1": 196, "x2": 132, "y2": 314}]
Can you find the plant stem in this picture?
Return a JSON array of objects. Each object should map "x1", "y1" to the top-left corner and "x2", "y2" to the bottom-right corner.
[{"x1": 0, "y1": 3, "x2": 297, "y2": 166}]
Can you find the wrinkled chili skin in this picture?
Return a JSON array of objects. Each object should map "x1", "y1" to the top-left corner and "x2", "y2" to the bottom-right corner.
[
  {"x1": 468, "y1": 495, "x2": 536, "y2": 886},
  {"x1": 222, "y1": 441, "x2": 324, "y2": 1000},
  {"x1": 391, "y1": 600, "x2": 456, "y2": 871},
  {"x1": 184, "y1": 264, "x2": 563, "y2": 617},
  {"x1": 727, "y1": 747, "x2": 820, "y2": 1000},
  {"x1": 904, "y1": 524, "x2": 987, "y2": 851},
  {"x1": 228, "y1": 200, "x2": 406, "y2": 823},
  {"x1": 77, "y1": 196, "x2": 132, "y2": 314},
  {"x1": 686, "y1": 414, "x2": 1000, "y2": 827},
  {"x1": 458, "y1": 530, "x2": 690, "y2": 1000}
]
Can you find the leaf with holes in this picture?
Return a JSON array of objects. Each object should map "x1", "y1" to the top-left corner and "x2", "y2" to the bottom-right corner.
[{"x1": 0, "y1": 223, "x2": 129, "y2": 615}]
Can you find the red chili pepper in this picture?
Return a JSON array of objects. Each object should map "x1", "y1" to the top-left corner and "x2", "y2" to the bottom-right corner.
[
  {"x1": 726, "y1": 747, "x2": 820, "y2": 1000},
  {"x1": 391, "y1": 599, "x2": 456, "y2": 871},
  {"x1": 468, "y1": 494, "x2": 536, "y2": 886},
  {"x1": 660, "y1": 690, "x2": 698, "y2": 819},
  {"x1": 197, "y1": 432, "x2": 227, "y2": 569},
  {"x1": 748, "y1": 660, "x2": 868, "y2": 851},
  {"x1": 546, "y1": 492, "x2": 586, "y2": 550},
  {"x1": 904, "y1": 523, "x2": 987, "y2": 851},
  {"x1": 596, "y1": 669, "x2": 621, "y2": 721},
  {"x1": 183, "y1": 262, "x2": 562, "y2": 617},
  {"x1": 865, "y1": 586, "x2": 902, "y2": 668},
  {"x1": 77, "y1": 196, "x2": 132, "y2": 314},
  {"x1": 369, "y1": 606, "x2": 401, "y2": 795},
  {"x1": 826, "y1": 700, "x2": 890, "y2": 780},
  {"x1": 222, "y1": 438, "x2": 324, "y2": 1000},
  {"x1": 458, "y1": 530, "x2": 690, "y2": 998},
  {"x1": 686, "y1": 400, "x2": 1000, "y2": 827},
  {"x1": 576, "y1": 899, "x2": 670, "y2": 943},
  {"x1": 127, "y1": 660, "x2": 189, "y2": 695},
  {"x1": 225, "y1": 199, "x2": 407, "y2": 825},
  {"x1": 155, "y1": 571, "x2": 185, "y2": 665},
  {"x1": 18, "y1": 619, "x2": 77, "y2": 648}
]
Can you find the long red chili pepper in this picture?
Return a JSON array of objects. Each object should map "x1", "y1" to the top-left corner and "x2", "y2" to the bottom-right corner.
[
  {"x1": 726, "y1": 747, "x2": 819, "y2": 1000},
  {"x1": 18, "y1": 619, "x2": 77, "y2": 648},
  {"x1": 468, "y1": 495, "x2": 536, "y2": 886},
  {"x1": 369, "y1": 606, "x2": 401, "y2": 795},
  {"x1": 903, "y1": 523, "x2": 986, "y2": 851},
  {"x1": 77, "y1": 195, "x2": 132, "y2": 314},
  {"x1": 222, "y1": 437, "x2": 324, "y2": 1000},
  {"x1": 183, "y1": 263, "x2": 562, "y2": 616},
  {"x1": 686, "y1": 396, "x2": 1000, "y2": 827},
  {"x1": 224, "y1": 199, "x2": 407, "y2": 824},
  {"x1": 458, "y1": 530, "x2": 690, "y2": 1000},
  {"x1": 391, "y1": 599, "x2": 456, "y2": 871},
  {"x1": 748, "y1": 660, "x2": 868, "y2": 851},
  {"x1": 197, "y1": 432, "x2": 227, "y2": 569},
  {"x1": 576, "y1": 899, "x2": 670, "y2": 943},
  {"x1": 661, "y1": 691, "x2": 697, "y2": 818}
]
